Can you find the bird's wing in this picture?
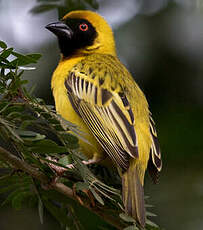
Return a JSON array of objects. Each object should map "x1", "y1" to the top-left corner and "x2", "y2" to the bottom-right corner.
[
  {"x1": 65, "y1": 60, "x2": 138, "y2": 171},
  {"x1": 148, "y1": 115, "x2": 162, "y2": 183}
]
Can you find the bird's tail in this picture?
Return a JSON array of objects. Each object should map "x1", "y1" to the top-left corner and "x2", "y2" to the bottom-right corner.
[{"x1": 122, "y1": 165, "x2": 146, "y2": 228}]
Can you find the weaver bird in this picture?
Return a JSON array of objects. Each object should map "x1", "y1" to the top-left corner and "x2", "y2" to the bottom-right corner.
[{"x1": 46, "y1": 10, "x2": 162, "y2": 228}]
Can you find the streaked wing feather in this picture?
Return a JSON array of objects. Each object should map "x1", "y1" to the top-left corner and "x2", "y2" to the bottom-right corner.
[
  {"x1": 79, "y1": 102, "x2": 130, "y2": 169},
  {"x1": 65, "y1": 67, "x2": 138, "y2": 171},
  {"x1": 148, "y1": 115, "x2": 162, "y2": 182}
]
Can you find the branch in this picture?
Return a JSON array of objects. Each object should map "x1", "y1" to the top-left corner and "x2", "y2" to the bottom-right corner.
[
  {"x1": 0, "y1": 147, "x2": 48, "y2": 182},
  {"x1": 0, "y1": 146, "x2": 74, "y2": 197},
  {"x1": 0, "y1": 146, "x2": 124, "y2": 229}
]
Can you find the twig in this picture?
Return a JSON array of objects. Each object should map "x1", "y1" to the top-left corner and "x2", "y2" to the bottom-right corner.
[
  {"x1": 0, "y1": 146, "x2": 124, "y2": 229},
  {"x1": 0, "y1": 147, "x2": 48, "y2": 183}
]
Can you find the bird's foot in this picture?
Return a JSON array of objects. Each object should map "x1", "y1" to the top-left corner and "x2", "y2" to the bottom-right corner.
[
  {"x1": 82, "y1": 155, "x2": 105, "y2": 165},
  {"x1": 42, "y1": 157, "x2": 74, "y2": 190},
  {"x1": 46, "y1": 156, "x2": 74, "y2": 176},
  {"x1": 47, "y1": 153, "x2": 105, "y2": 175},
  {"x1": 45, "y1": 156, "x2": 102, "y2": 207}
]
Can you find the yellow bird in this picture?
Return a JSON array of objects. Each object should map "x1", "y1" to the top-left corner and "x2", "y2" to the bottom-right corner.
[{"x1": 46, "y1": 10, "x2": 162, "y2": 228}]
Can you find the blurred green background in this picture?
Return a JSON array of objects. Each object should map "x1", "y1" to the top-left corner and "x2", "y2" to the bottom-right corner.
[{"x1": 1, "y1": 0, "x2": 203, "y2": 229}]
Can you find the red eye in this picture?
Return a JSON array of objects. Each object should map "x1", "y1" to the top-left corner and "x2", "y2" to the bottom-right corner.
[{"x1": 79, "y1": 23, "x2": 88, "y2": 31}]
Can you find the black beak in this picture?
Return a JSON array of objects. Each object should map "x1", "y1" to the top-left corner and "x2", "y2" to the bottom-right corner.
[{"x1": 45, "y1": 21, "x2": 73, "y2": 39}]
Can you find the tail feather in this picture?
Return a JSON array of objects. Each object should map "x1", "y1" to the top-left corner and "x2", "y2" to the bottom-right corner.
[{"x1": 122, "y1": 166, "x2": 146, "y2": 227}]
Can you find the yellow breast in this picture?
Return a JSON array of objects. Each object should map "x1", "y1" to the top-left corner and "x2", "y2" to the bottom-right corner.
[{"x1": 51, "y1": 57, "x2": 104, "y2": 159}]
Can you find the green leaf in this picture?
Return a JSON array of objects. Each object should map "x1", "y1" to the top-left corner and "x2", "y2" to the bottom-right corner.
[
  {"x1": 11, "y1": 52, "x2": 41, "y2": 66},
  {"x1": 145, "y1": 204, "x2": 154, "y2": 208},
  {"x1": 0, "y1": 117, "x2": 23, "y2": 142},
  {"x1": 0, "y1": 102, "x2": 10, "y2": 113},
  {"x1": 26, "y1": 53, "x2": 42, "y2": 62},
  {"x1": 16, "y1": 130, "x2": 40, "y2": 137},
  {"x1": 123, "y1": 225, "x2": 139, "y2": 230},
  {"x1": 12, "y1": 191, "x2": 31, "y2": 210},
  {"x1": 119, "y1": 213, "x2": 135, "y2": 223},
  {"x1": 2, "y1": 187, "x2": 29, "y2": 207},
  {"x1": 75, "y1": 182, "x2": 89, "y2": 192},
  {"x1": 146, "y1": 211, "x2": 157, "y2": 217},
  {"x1": 0, "y1": 48, "x2": 13, "y2": 59},
  {"x1": 28, "y1": 139, "x2": 67, "y2": 154},
  {"x1": 16, "y1": 130, "x2": 46, "y2": 141},
  {"x1": 146, "y1": 219, "x2": 159, "y2": 228},
  {"x1": 38, "y1": 197, "x2": 44, "y2": 224},
  {"x1": 24, "y1": 133, "x2": 46, "y2": 142},
  {"x1": 3, "y1": 105, "x2": 25, "y2": 116},
  {"x1": 58, "y1": 155, "x2": 72, "y2": 166},
  {"x1": 62, "y1": 133, "x2": 79, "y2": 149},
  {"x1": 90, "y1": 187, "x2": 104, "y2": 205},
  {"x1": 6, "y1": 111, "x2": 23, "y2": 119},
  {"x1": 0, "y1": 40, "x2": 7, "y2": 49}
]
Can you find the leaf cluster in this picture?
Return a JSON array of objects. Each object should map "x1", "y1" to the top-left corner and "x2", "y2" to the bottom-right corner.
[
  {"x1": 0, "y1": 41, "x2": 41, "y2": 98},
  {"x1": 0, "y1": 39, "x2": 160, "y2": 230}
]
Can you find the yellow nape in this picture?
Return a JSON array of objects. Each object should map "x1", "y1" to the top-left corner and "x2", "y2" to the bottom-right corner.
[{"x1": 63, "y1": 10, "x2": 116, "y2": 56}]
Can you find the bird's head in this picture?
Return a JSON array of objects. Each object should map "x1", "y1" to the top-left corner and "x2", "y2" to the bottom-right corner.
[{"x1": 46, "y1": 10, "x2": 116, "y2": 58}]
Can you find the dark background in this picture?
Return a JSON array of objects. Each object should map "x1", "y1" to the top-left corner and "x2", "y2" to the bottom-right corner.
[{"x1": 0, "y1": 0, "x2": 203, "y2": 229}]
